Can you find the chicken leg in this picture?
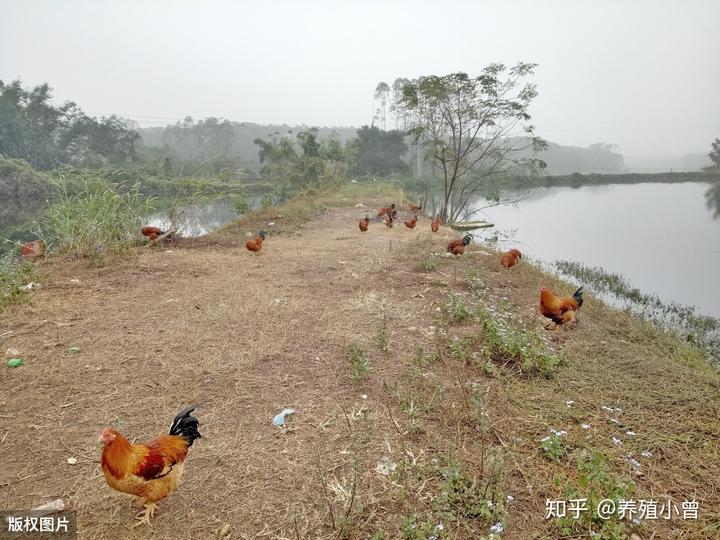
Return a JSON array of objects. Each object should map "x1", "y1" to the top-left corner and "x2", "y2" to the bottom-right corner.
[{"x1": 132, "y1": 502, "x2": 157, "y2": 528}]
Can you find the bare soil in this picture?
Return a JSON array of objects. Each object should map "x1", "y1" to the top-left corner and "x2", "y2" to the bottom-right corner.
[{"x1": 1, "y1": 203, "x2": 718, "y2": 539}]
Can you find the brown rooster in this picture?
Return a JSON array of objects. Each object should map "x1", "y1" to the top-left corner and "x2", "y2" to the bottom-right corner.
[
  {"x1": 140, "y1": 226, "x2": 166, "y2": 241},
  {"x1": 100, "y1": 407, "x2": 201, "y2": 526},
  {"x1": 377, "y1": 203, "x2": 396, "y2": 219},
  {"x1": 245, "y1": 231, "x2": 266, "y2": 253},
  {"x1": 404, "y1": 215, "x2": 417, "y2": 229},
  {"x1": 19, "y1": 239, "x2": 45, "y2": 260},
  {"x1": 447, "y1": 235, "x2": 472, "y2": 256},
  {"x1": 430, "y1": 216, "x2": 442, "y2": 232},
  {"x1": 500, "y1": 248, "x2": 522, "y2": 268},
  {"x1": 540, "y1": 286, "x2": 584, "y2": 327}
]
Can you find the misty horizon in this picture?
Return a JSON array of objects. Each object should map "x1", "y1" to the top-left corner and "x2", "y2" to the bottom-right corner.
[{"x1": 1, "y1": 0, "x2": 719, "y2": 160}]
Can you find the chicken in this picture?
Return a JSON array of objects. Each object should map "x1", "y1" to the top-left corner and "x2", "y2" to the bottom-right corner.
[
  {"x1": 245, "y1": 231, "x2": 266, "y2": 253},
  {"x1": 403, "y1": 214, "x2": 417, "y2": 229},
  {"x1": 19, "y1": 239, "x2": 45, "y2": 260},
  {"x1": 384, "y1": 215, "x2": 394, "y2": 228},
  {"x1": 377, "y1": 203, "x2": 396, "y2": 219},
  {"x1": 140, "y1": 226, "x2": 166, "y2": 241},
  {"x1": 500, "y1": 248, "x2": 522, "y2": 268},
  {"x1": 100, "y1": 406, "x2": 201, "y2": 527},
  {"x1": 447, "y1": 235, "x2": 472, "y2": 256},
  {"x1": 407, "y1": 202, "x2": 422, "y2": 213},
  {"x1": 540, "y1": 286, "x2": 584, "y2": 326},
  {"x1": 430, "y1": 216, "x2": 441, "y2": 233},
  {"x1": 358, "y1": 215, "x2": 369, "y2": 232}
]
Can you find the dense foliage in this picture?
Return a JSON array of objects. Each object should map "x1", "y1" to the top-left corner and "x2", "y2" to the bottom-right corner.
[
  {"x1": 0, "y1": 80, "x2": 139, "y2": 170},
  {"x1": 384, "y1": 64, "x2": 547, "y2": 221}
]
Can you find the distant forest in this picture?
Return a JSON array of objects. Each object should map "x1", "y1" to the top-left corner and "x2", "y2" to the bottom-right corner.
[{"x1": 136, "y1": 121, "x2": 631, "y2": 176}]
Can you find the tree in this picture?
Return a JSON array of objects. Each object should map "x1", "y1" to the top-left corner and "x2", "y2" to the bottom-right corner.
[
  {"x1": 708, "y1": 138, "x2": 720, "y2": 171},
  {"x1": 353, "y1": 126, "x2": 409, "y2": 176},
  {"x1": 390, "y1": 63, "x2": 546, "y2": 222},
  {"x1": 0, "y1": 79, "x2": 140, "y2": 170},
  {"x1": 374, "y1": 82, "x2": 390, "y2": 130}
]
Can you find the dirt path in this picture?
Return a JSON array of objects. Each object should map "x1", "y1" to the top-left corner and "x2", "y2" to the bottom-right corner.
[{"x1": 1, "y1": 205, "x2": 719, "y2": 539}]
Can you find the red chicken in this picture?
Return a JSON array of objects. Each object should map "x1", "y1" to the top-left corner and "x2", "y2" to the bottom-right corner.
[
  {"x1": 245, "y1": 232, "x2": 266, "y2": 252},
  {"x1": 19, "y1": 239, "x2": 45, "y2": 260},
  {"x1": 359, "y1": 215, "x2": 369, "y2": 232},
  {"x1": 500, "y1": 248, "x2": 522, "y2": 268},
  {"x1": 540, "y1": 286, "x2": 584, "y2": 326},
  {"x1": 446, "y1": 235, "x2": 472, "y2": 256},
  {"x1": 140, "y1": 226, "x2": 166, "y2": 241},
  {"x1": 404, "y1": 215, "x2": 417, "y2": 229},
  {"x1": 100, "y1": 407, "x2": 201, "y2": 526},
  {"x1": 430, "y1": 216, "x2": 441, "y2": 233}
]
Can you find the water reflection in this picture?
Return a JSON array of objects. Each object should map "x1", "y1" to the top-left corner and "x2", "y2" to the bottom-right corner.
[{"x1": 705, "y1": 181, "x2": 720, "y2": 219}]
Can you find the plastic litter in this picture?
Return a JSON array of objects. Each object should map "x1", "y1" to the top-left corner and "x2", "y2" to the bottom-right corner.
[
  {"x1": 7, "y1": 358, "x2": 23, "y2": 368},
  {"x1": 272, "y1": 408, "x2": 295, "y2": 426},
  {"x1": 68, "y1": 346, "x2": 80, "y2": 355}
]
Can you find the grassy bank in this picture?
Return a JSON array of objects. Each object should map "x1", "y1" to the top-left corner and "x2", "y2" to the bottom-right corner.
[{"x1": 1, "y1": 186, "x2": 718, "y2": 538}]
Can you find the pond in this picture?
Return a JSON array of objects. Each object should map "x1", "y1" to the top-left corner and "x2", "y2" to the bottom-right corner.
[{"x1": 462, "y1": 181, "x2": 720, "y2": 318}]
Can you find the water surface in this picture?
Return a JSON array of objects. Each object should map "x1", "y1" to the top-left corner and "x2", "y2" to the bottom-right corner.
[{"x1": 467, "y1": 182, "x2": 720, "y2": 318}]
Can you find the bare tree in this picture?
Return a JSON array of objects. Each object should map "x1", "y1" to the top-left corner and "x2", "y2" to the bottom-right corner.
[{"x1": 390, "y1": 63, "x2": 546, "y2": 222}]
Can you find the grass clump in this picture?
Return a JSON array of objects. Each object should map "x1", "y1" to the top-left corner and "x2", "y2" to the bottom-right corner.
[
  {"x1": 0, "y1": 252, "x2": 35, "y2": 312},
  {"x1": 374, "y1": 321, "x2": 390, "y2": 352},
  {"x1": 420, "y1": 256, "x2": 439, "y2": 272},
  {"x1": 39, "y1": 180, "x2": 155, "y2": 262},
  {"x1": 467, "y1": 269, "x2": 486, "y2": 296},
  {"x1": 346, "y1": 343, "x2": 370, "y2": 380},
  {"x1": 554, "y1": 451, "x2": 635, "y2": 539},
  {"x1": 477, "y1": 304, "x2": 564, "y2": 377},
  {"x1": 444, "y1": 292, "x2": 471, "y2": 323},
  {"x1": 539, "y1": 430, "x2": 567, "y2": 461}
]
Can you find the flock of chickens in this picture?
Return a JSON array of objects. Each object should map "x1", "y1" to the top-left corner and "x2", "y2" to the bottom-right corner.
[
  {"x1": 93, "y1": 199, "x2": 583, "y2": 527},
  {"x1": 364, "y1": 200, "x2": 585, "y2": 327}
]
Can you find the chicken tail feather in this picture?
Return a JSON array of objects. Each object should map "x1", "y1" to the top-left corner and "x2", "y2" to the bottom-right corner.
[
  {"x1": 573, "y1": 286, "x2": 584, "y2": 307},
  {"x1": 169, "y1": 406, "x2": 201, "y2": 446}
]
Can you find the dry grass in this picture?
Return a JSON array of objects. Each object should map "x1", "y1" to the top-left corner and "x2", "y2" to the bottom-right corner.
[{"x1": 0, "y1": 193, "x2": 718, "y2": 539}]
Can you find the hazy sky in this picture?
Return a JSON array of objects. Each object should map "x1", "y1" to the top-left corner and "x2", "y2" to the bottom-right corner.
[{"x1": 1, "y1": 0, "x2": 719, "y2": 157}]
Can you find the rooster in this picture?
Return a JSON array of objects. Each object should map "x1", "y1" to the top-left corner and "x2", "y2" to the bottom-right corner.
[
  {"x1": 377, "y1": 203, "x2": 396, "y2": 219},
  {"x1": 540, "y1": 286, "x2": 584, "y2": 327},
  {"x1": 19, "y1": 239, "x2": 45, "y2": 260},
  {"x1": 358, "y1": 215, "x2": 369, "y2": 232},
  {"x1": 140, "y1": 226, "x2": 166, "y2": 241},
  {"x1": 500, "y1": 248, "x2": 522, "y2": 268},
  {"x1": 430, "y1": 216, "x2": 442, "y2": 233},
  {"x1": 100, "y1": 406, "x2": 201, "y2": 526},
  {"x1": 447, "y1": 235, "x2": 472, "y2": 256},
  {"x1": 245, "y1": 232, "x2": 266, "y2": 253},
  {"x1": 407, "y1": 202, "x2": 422, "y2": 213},
  {"x1": 403, "y1": 215, "x2": 417, "y2": 229}
]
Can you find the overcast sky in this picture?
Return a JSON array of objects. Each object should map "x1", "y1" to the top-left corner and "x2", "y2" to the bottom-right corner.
[{"x1": 1, "y1": 0, "x2": 719, "y2": 157}]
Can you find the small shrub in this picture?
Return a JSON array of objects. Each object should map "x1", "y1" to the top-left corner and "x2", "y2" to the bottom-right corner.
[
  {"x1": 420, "y1": 256, "x2": 439, "y2": 272},
  {"x1": 0, "y1": 252, "x2": 35, "y2": 312},
  {"x1": 437, "y1": 459, "x2": 507, "y2": 522},
  {"x1": 346, "y1": 343, "x2": 370, "y2": 380},
  {"x1": 467, "y1": 269, "x2": 486, "y2": 296},
  {"x1": 540, "y1": 430, "x2": 567, "y2": 461},
  {"x1": 374, "y1": 322, "x2": 390, "y2": 352},
  {"x1": 445, "y1": 293, "x2": 471, "y2": 323},
  {"x1": 450, "y1": 336, "x2": 474, "y2": 362},
  {"x1": 555, "y1": 451, "x2": 635, "y2": 538},
  {"x1": 478, "y1": 304, "x2": 564, "y2": 377}
]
